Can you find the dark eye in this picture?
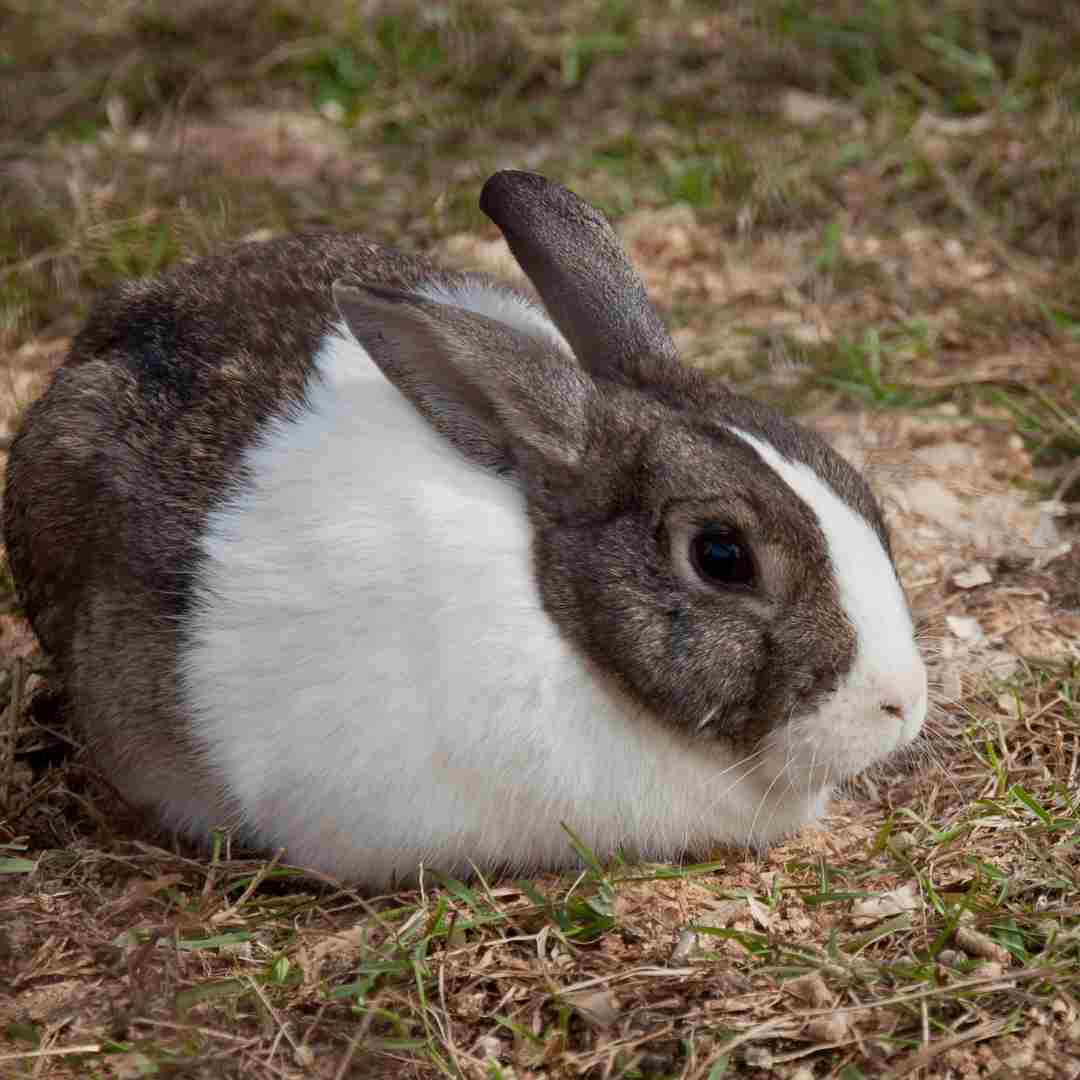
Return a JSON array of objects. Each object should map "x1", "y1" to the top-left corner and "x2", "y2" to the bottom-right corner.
[{"x1": 690, "y1": 528, "x2": 755, "y2": 587}]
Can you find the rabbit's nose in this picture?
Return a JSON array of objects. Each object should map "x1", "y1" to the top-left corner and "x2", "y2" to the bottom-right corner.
[{"x1": 882, "y1": 679, "x2": 928, "y2": 735}]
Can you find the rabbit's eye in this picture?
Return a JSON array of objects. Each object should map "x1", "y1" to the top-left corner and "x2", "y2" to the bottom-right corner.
[{"x1": 690, "y1": 528, "x2": 755, "y2": 587}]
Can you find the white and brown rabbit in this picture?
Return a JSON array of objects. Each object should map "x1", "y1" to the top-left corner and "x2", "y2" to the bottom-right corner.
[{"x1": 3, "y1": 172, "x2": 926, "y2": 884}]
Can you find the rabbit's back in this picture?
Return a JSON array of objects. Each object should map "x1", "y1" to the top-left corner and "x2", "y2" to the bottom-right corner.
[
  {"x1": 5, "y1": 234, "x2": 435, "y2": 657},
  {"x1": 2, "y1": 235, "x2": 440, "y2": 824}
]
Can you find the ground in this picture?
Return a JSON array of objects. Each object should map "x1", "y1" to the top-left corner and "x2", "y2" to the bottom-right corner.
[{"x1": 1, "y1": 2, "x2": 1079, "y2": 1077}]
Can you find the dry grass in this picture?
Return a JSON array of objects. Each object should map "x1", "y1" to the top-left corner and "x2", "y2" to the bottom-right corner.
[{"x1": 2, "y1": 1, "x2": 1079, "y2": 1077}]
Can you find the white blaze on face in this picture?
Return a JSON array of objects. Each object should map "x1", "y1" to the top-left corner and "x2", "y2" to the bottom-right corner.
[{"x1": 729, "y1": 429, "x2": 928, "y2": 791}]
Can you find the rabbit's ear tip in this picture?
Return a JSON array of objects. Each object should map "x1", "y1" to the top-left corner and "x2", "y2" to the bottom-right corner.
[
  {"x1": 479, "y1": 171, "x2": 562, "y2": 219},
  {"x1": 477, "y1": 173, "x2": 677, "y2": 382},
  {"x1": 480, "y1": 169, "x2": 543, "y2": 195}
]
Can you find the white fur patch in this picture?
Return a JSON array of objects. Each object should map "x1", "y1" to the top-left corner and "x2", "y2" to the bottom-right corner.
[
  {"x1": 416, "y1": 277, "x2": 572, "y2": 355},
  {"x1": 729, "y1": 428, "x2": 928, "y2": 792},
  {"x1": 177, "y1": 331, "x2": 835, "y2": 883}
]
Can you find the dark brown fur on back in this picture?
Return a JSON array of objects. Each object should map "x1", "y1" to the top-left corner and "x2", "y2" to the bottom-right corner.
[{"x1": 5, "y1": 234, "x2": 439, "y2": 654}]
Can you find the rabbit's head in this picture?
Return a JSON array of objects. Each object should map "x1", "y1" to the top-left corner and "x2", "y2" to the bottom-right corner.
[{"x1": 330, "y1": 172, "x2": 927, "y2": 821}]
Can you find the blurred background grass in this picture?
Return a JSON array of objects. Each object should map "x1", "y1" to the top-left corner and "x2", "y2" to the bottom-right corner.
[{"x1": 2, "y1": 0, "x2": 1078, "y2": 473}]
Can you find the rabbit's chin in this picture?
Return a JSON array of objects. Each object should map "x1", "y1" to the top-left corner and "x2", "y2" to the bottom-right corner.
[{"x1": 729, "y1": 716, "x2": 924, "y2": 851}]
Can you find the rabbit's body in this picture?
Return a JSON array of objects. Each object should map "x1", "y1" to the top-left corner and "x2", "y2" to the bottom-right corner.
[
  {"x1": 5, "y1": 235, "x2": 442, "y2": 849},
  {"x1": 185, "y1": 327, "x2": 833, "y2": 879},
  {"x1": 5, "y1": 173, "x2": 927, "y2": 884}
]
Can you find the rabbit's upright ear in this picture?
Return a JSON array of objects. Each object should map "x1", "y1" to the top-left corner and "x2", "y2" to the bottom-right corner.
[
  {"x1": 479, "y1": 171, "x2": 678, "y2": 386},
  {"x1": 333, "y1": 281, "x2": 596, "y2": 478}
]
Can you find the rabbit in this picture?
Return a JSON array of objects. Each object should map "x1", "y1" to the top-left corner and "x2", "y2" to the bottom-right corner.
[{"x1": 3, "y1": 171, "x2": 927, "y2": 885}]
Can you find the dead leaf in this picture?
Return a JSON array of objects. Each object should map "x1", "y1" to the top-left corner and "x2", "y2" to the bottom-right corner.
[
  {"x1": 952, "y1": 564, "x2": 992, "y2": 589},
  {"x1": 955, "y1": 926, "x2": 1012, "y2": 965},
  {"x1": 107, "y1": 1052, "x2": 158, "y2": 1080},
  {"x1": 850, "y1": 882, "x2": 921, "y2": 928},
  {"x1": 301, "y1": 925, "x2": 368, "y2": 987},
  {"x1": 785, "y1": 972, "x2": 834, "y2": 1008},
  {"x1": 562, "y1": 988, "x2": 620, "y2": 1029},
  {"x1": 805, "y1": 1014, "x2": 850, "y2": 1043},
  {"x1": 747, "y1": 896, "x2": 772, "y2": 930},
  {"x1": 946, "y1": 615, "x2": 986, "y2": 643},
  {"x1": 102, "y1": 874, "x2": 184, "y2": 917},
  {"x1": 699, "y1": 899, "x2": 747, "y2": 927}
]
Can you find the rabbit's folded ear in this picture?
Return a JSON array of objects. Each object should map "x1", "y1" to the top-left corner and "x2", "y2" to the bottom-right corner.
[
  {"x1": 479, "y1": 170, "x2": 678, "y2": 386},
  {"x1": 333, "y1": 281, "x2": 596, "y2": 478}
]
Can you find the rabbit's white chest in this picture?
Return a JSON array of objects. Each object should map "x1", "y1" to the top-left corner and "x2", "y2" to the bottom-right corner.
[{"x1": 178, "y1": 330, "x2": 826, "y2": 881}]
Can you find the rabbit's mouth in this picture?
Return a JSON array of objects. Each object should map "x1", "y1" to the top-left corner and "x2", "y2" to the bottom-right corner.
[
  {"x1": 714, "y1": 691, "x2": 927, "y2": 850},
  {"x1": 757, "y1": 675, "x2": 929, "y2": 798}
]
